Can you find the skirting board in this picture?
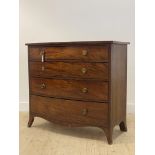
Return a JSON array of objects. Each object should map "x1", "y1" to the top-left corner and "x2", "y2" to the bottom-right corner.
[{"x1": 19, "y1": 101, "x2": 135, "y2": 113}]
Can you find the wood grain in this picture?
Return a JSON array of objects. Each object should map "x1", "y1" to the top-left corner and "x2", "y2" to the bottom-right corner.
[
  {"x1": 110, "y1": 44, "x2": 127, "y2": 128},
  {"x1": 30, "y1": 78, "x2": 109, "y2": 102},
  {"x1": 29, "y1": 62, "x2": 109, "y2": 80},
  {"x1": 29, "y1": 46, "x2": 109, "y2": 62},
  {"x1": 30, "y1": 95, "x2": 108, "y2": 127}
]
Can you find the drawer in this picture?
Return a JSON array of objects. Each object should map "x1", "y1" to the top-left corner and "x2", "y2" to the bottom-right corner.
[
  {"x1": 30, "y1": 95, "x2": 108, "y2": 127},
  {"x1": 30, "y1": 78, "x2": 109, "y2": 102},
  {"x1": 29, "y1": 62, "x2": 109, "y2": 80},
  {"x1": 29, "y1": 46, "x2": 109, "y2": 62}
]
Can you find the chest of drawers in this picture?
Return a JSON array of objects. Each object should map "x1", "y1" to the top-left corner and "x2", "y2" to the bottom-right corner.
[{"x1": 26, "y1": 41, "x2": 129, "y2": 144}]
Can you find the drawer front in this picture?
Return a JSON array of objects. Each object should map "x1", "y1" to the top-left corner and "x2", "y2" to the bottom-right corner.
[
  {"x1": 29, "y1": 62, "x2": 109, "y2": 80},
  {"x1": 30, "y1": 95, "x2": 108, "y2": 126},
  {"x1": 29, "y1": 46, "x2": 109, "y2": 62},
  {"x1": 30, "y1": 78, "x2": 109, "y2": 102}
]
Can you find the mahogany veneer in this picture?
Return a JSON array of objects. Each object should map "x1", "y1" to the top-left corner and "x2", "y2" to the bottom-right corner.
[{"x1": 26, "y1": 41, "x2": 129, "y2": 144}]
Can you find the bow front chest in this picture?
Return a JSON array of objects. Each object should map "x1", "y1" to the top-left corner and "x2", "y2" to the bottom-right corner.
[{"x1": 26, "y1": 41, "x2": 129, "y2": 144}]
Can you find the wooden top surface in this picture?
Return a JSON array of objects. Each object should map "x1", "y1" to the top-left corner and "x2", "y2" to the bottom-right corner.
[{"x1": 25, "y1": 41, "x2": 130, "y2": 46}]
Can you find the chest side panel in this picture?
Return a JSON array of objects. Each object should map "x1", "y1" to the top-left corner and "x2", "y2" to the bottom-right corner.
[{"x1": 110, "y1": 44, "x2": 127, "y2": 127}]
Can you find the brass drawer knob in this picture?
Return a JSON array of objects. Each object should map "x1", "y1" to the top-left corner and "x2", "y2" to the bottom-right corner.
[
  {"x1": 82, "y1": 50, "x2": 88, "y2": 56},
  {"x1": 81, "y1": 68, "x2": 87, "y2": 74},
  {"x1": 82, "y1": 87, "x2": 88, "y2": 93},
  {"x1": 81, "y1": 108, "x2": 88, "y2": 116},
  {"x1": 40, "y1": 83, "x2": 46, "y2": 89}
]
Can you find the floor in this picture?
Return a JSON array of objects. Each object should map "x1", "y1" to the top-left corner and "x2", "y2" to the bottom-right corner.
[{"x1": 20, "y1": 112, "x2": 135, "y2": 155}]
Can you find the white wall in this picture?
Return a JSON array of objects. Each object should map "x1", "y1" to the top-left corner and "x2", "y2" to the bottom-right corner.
[{"x1": 19, "y1": 0, "x2": 135, "y2": 112}]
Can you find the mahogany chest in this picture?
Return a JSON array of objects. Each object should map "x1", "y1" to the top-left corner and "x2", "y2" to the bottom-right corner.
[{"x1": 26, "y1": 41, "x2": 129, "y2": 144}]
